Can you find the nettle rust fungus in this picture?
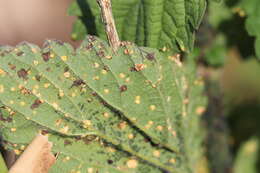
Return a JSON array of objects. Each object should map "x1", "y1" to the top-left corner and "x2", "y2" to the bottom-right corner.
[
  {"x1": 134, "y1": 96, "x2": 141, "y2": 104},
  {"x1": 149, "y1": 105, "x2": 156, "y2": 111},
  {"x1": 17, "y1": 68, "x2": 28, "y2": 80},
  {"x1": 105, "y1": 55, "x2": 112, "y2": 60},
  {"x1": 124, "y1": 49, "x2": 133, "y2": 55},
  {"x1": 61, "y1": 56, "x2": 68, "y2": 62},
  {"x1": 103, "y1": 112, "x2": 109, "y2": 118},
  {"x1": 119, "y1": 73, "x2": 126, "y2": 79},
  {"x1": 104, "y1": 89, "x2": 110, "y2": 94},
  {"x1": 135, "y1": 64, "x2": 145, "y2": 71},
  {"x1": 120, "y1": 85, "x2": 127, "y2": 92},
  {"x1": 153, "y1": 150, "x2": 160, "y2": 157},
  {"x1": 87, "y1": 168, "x2": 94, "y2": 173},
  {"x1": 0, "y1": 68, "x2": 6, "y2": 75},
  {"x1": 128, "y1": 133, "x2": 134, "y2": 139},
  {"x1": 169, "y1": 158, "x2": 176, "y2": 164},
  {"x1": 20, "y1": 101, "x2": 26, "y2": 106},
  {"x1": 156, "y1": 125, "x2": 163, "y2": 131},
  {"x1": 93, "y1": 62, "x2": 100, "y2": 68},
  {"x1": 44, "y1": 83, "x2": 51, "y2": 88},
  {"x1": 64, "y1": 72, "x2": 70, "y2": 78},
  {"x1": 0, "y1": 85, "x2": 4, "y2": 93},
  {"x1": 42, "y1": 52, "x2": 50, "y2": 62},
  {"x1": 20, "y1": 87, "x2": 32, "y2": 95},
  {"x1": 30, "y1": 99, "x2": 43, "y2": 109},
  {"x1": 196, "y1": 106, "x2": 206, "y2": 115},
  {"x1": 118, "y1": 121, "x2": 127, "y2": 130},
  {"x1": 127, "y1": 159, "x2": 138, "y2": 169}
]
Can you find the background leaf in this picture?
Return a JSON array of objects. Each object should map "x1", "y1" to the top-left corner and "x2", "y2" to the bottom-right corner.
[{"x1": 68, "y1": 0, "x2": 209, "y2": 53}]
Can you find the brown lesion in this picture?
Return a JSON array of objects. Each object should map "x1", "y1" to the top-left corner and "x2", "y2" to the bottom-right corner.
[{"x1": 17, "y1": 68, "x2": 29, "y2": 80}]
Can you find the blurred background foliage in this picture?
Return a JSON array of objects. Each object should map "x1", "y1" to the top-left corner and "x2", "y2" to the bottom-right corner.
[{"x1": 195, "y1": 0, "x2": 260, "y2": 172}]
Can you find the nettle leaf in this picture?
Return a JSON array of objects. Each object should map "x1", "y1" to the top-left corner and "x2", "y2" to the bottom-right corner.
[
  {"x1": 68, "y1": 0, "x2": 208, "y2": 52},
  {"x1": 238, "y1": 0, "x2": 260, "y2": 59},
  {"x1": 0, "y1": 36, "x2": 206, "y2": 173}
]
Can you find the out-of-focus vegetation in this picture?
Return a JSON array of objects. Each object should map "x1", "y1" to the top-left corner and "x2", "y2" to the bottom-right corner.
[{"x1": 195, "y1": 0, "x2": 260, "y2": 172}]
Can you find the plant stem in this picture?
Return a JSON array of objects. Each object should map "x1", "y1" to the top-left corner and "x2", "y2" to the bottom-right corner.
[{"x1": 97, "y1": 0, "x2": 120, "y2": 52}]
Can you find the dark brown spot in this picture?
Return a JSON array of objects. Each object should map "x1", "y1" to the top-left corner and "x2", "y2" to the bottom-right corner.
[
  {"x1": 46, "y1": 67, "x2": 51, "y2": 72},
  {"x1": 17, "y1": 68, "x2": 28, "y2": 80},
  {"x1": 92, "y1": 92, "x2": 97, "y2": 97},
  {"x1": 35, "y1": 75, "x2": 41, "y2": 81},
  {"x1": 120, "y1": 85, "x2": 127, "y2": 92},
  {"x1": 20, "y1": 87, "x2": 32, "y2": 95},
  {"x1": 71, "y1": 79, "x2": 85, "y2": 88},
  {"x1": 8, "y1": 63, "x2": 16, "y2": 70},
  {"x1": 64, "y1": 67, "x2": 69, "y2": 72},
  {"x1": 82, "y1": 135, "x2": 96, "y2": 144},
  {"x1": 64, "y1": 140, "x2": 72, "y2": 146},
  {"x1": 103, "y1": 65, "x2": 109, "y2": 71},
  {"x1": 30, "y1": 99, "x2": 42, "y2": 109},
  {"x1": 107, "y1": 160, "x2": 113, "y2": 164},
  {"x1": 88, "y1": 35, "x2": 96, "y2": 42},
  {"x1": 86, "y1": 43, "x2": 93, "y2": 50},
  {"x1": 130, "y1": 67, "x2": 137, "y2": 72},
  {"x1": 16, "y1": 51, "x2": 24, "y2": 56},
  {"x1": 42, "y1": 52, "x2": 50, "y2": 62},
  {"x1": 100, "y1": 100, "x2": 108, "y2": 106},
  {"x1": 97, "y1": 51, "x2": 105, "y2": 57},
  {"x1": 0, "y1": 112, "x2": 12, "y2": 122},
  {"x1": 146, "y1": 53, "x2": 155, "y2": 60},
  {"x1": 41, "y1": 129, "x2": 49, "y2": 135},
  {"x1": 75, "y1": 136, "x2": 81, "y2": 141}
]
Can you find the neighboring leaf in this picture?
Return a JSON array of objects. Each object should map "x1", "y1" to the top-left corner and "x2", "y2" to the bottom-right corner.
[
  {"x1": 68, "y1": 0, "x2": 208, "y2": 53},
  {"x1": 233, "y1": 137, "x2": 259, "y2": 173},
  {"x1": 239, "y1": 0, "x2": 260, "y2": 59},
  {"x1": 0, "y1": 153, "x2": 8, "y2": 173},
  {"x1": 0, "y1": 36, "x2": 205, "y2": 173},
  {"x1": 204, "y1": 34, "x2": 227, "y2": 67}
]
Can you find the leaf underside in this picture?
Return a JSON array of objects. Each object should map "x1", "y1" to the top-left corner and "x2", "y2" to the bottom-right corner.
[
  {"x1": 0, "y1": 36, "x2": 205, "y2": 173},
  {"x1": 68, "y1": 0, "x2": 209, "y2": 53}
]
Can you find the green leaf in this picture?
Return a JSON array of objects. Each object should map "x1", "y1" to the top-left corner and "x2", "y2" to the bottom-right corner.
[
  {"x1": 0, "y1": 153, "x2": 7, "y2": 173},
  {"x1": 0, "y1": 36, "x2": 205, "y2": 173},
  {"x1": 68, "y1": 0, "x2": 208, "y2": 53},
  {"x1": 234, "y1": 137, "x2": 259, "y2": 173},
  {"x1": 0, "y1": 109, "x2": 161, "y2": 173},
  {"x1": 239, "y1": 0, "x2": 260, "y2": 59}
]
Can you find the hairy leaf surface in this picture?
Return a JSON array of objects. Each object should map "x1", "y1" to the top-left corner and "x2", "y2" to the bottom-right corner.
[
  {"x1": 0, "y1": 36, "x2": 205, "y2": 173},
  {"x1": 68, "y1": 0, "x2": 208, "y2": 52}
]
